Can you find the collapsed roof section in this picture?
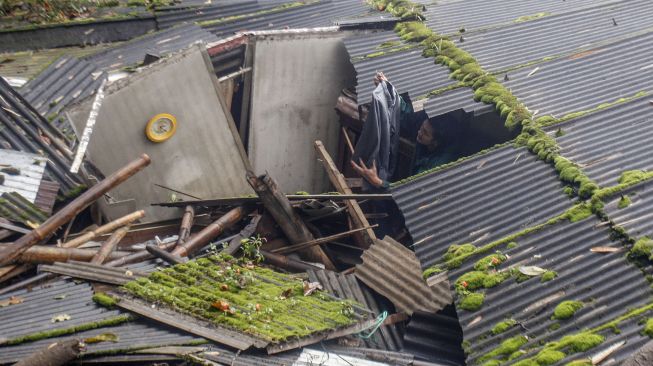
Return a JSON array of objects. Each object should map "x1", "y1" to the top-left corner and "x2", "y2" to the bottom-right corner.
[{"x1": 0, "y1": 78, "x2": 82, "y2": 196}]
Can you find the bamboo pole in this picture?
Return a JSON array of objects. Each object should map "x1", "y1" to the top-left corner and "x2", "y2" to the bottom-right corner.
[
  {"x1": 0, "y1": 154, "x2": 151, "y2": 266},
  {"x1": 172, "y1": 206, "x2": 246, "y2": 258},
  {"x1": 90, "y1": 226, "x2": 130, "y2": 264},
  {"x1": 61, "y1": 210, "x2": 144, "y2": 248},
  {"x1": 19, "y1": 246, "x2": 129, "y2": 264},
  {"x1": 146, "y1": 244, "x2": 187, "y2": 265},
  {"x1": 103, "y1": 241, "x2": 177, "y2": 268},
  {"x1": 174, "y1": 205, "x2": 194, "y2": 249}
]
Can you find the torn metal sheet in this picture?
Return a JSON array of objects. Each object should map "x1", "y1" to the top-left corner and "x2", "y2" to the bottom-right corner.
[{"x1": 355, "y1": 236, "x2": 452, "y2": 315}]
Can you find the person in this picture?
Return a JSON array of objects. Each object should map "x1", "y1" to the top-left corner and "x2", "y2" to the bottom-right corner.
[{"x1": 351, "y1": 73, "x2": 458, "y2": 189}]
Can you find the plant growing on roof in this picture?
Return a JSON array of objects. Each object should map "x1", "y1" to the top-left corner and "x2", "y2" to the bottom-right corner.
[{"x1": 240, "y1": 235, "x2": 266, "y2": 263}]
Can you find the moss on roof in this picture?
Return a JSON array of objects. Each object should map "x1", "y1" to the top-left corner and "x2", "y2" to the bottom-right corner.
[{"x1": 121, "y1": 254, "x2": 361, "y2": 343}]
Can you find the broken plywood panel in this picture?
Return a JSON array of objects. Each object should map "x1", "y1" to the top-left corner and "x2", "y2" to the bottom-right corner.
[{"x1": 65, "y1": 43, "x2": 252, "y2": 221}]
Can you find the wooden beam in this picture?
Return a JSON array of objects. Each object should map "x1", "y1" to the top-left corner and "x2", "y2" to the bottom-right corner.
[
  {"x1": 247, "y1": 172, "x2": 336, "y2": 270},
  {"x1": 314, "y1": 140, "x2": 376, "y2": 248}
]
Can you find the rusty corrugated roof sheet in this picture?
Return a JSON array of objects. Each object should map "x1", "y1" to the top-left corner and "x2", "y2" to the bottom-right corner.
[{"x1": 355, "y1": 236, "x2": 452, "y2": 315}]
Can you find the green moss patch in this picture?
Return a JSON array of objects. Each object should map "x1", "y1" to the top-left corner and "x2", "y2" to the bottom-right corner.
[
  {"x1": 455, "y1": 271, "x2": 510, "y2": 295},
  {"x1": 617, "y1": 195, "x2": 632, "y2": 209},
  {"x1": 459, "y1": 292, "x2": 485, "y2": 311},
  {"x1": 565, "y1": 361, "x2": 592, "y2": 366},
  {"x1": 552, "y1": 300, "x2": 584, "y2": 320},
  {"x1": 121, "y1": 255, "x2": 360, "y2": 343},
  {"x1": 515, "y1": 12, "x2": 551, "y2": 23},
  {"x1": 474, "y1": 253, "x2": 507, "y2": 271},
  {"x1": 541, "y1": 271, "x2": 558, "y2": 283},
  {"x1": 444, "y1": 243, "x2": 476, "y2": 261},
  {"x1": 534, "y1": 349, "x2": 566, "y2": 365},
  {"x1": 370, "y1": 0, "x2": 424, "y2": 20},
  {"x1": 480, "y1": 335, "x2": 528, "y2": 361},
  {"x1": 555, "y1": 332, "x2": 604, "y2": 352},
  {"x1": 644, "y1": 318, "x2": 653, "y2": 338},
  {"x1": 93, "y1": 292, "x2": 118, "y2": 308},
  {"x1": 630, "y1": 237, "x2": 653, "y2": 260},
  {"x1": 492, "y1": 319, "x2": 517, "y2": 335},
  {"x1": 3, "y1": 314, "x2": 133, "y2": 345}
]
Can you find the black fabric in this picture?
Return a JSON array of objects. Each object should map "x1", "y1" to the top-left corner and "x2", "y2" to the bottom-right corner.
[{"x1": 352, "y1": 81, "x2": 402, "y2": 183}]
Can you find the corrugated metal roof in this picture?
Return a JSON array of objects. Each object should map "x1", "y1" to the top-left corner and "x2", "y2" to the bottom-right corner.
[
  {"x1": 0, "y1": 149, "x2": 47, "y2": 203},
  {"x1": 355, "y1": 237, "x2": 452, "y2": 315},
  {"x1": 156, "y1": 1, "x2": 276, "y2": 29},
  {"x1": 402, "y1": 309, "x2": 464, "y2": 366},
  {"x1": 345, "y1": 44, "x2": 454, "y2": 106},
  {"x1": 392, "y1": 145, "x2": 574, "y2": 268},
  {"x1": 0, "y1": 322, "x2": 202, "y2": 364},
  {"x1": 307, "y1": 268, "x2": 403, "y2": 351},
  {"x1": 343, "y1": 30, "x2": 402, "y2": 59},
  {"x1": 552, "y1": 96, "x2": 653, "y2": 187},
  {"x1": 423, "y1": 0, "x2": 619, "y2": 35},
  {"x1": 0, "y1": 278, "x2": 203, "y2": 364},
  {"x1": 0, "y1": 280, "x2": 121, "y2": 341},
  {"x1": 423, "y1": 87, "x2": 492, "y2": 119},
  {"x1": 20, "y1": 56, "x2": 105, "y2": 124},
  {"x1": 454, "y1": 0, "x2": 653, "y2": 74},
  {"x1": 0, "y1": 44, "x2": 115, "y2": 80},
  {"x1": 0, "y1": 77, "x2": 81, "y2": 194},
  {"x1": 504, "y1": 29, "x2": 653, "y2": 118},
  {"x1": 0, "y1": 191, "x2": 48, "y2": 225},
  {"x1": 83, "y1": 24, "x2": 219, "y2": 71},
  {"x1": 445, "y1": 215, "x2": 653, "y2": 366},
  {"x1": 603, "y1": 179, "x2": 653, "y2": 241},
  {"x1": 203, "y1": 0, "x2": 374, "y2": 37}
]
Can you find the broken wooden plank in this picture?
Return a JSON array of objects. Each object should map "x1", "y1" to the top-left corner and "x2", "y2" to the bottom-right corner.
[
  {"x1": 247, "y1": 172, "x2": 336, "y2": 270},
  {"x1": 314, "y1": 140, "x2": 376, "y2": 248},
  {"x1": 112, "y1": 294, "x2": 263, "y2": 351}
]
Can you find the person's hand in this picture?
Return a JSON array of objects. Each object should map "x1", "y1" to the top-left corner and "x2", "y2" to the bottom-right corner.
[
  {"x1": 351, "y1": 159, "x2": 384, "y2": 187},
  {"x1": 373, "y1": 72, "x2": 388, "y2": 86}
]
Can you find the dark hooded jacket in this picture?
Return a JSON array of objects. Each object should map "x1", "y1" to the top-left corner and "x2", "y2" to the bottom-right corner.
[{"x1": 352, "y1": 81, "x2": 402, "y2": 184}]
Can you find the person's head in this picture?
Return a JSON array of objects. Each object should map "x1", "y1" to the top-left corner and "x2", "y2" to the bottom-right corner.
[{"x1": 416, "y1": 119, "x2": 439, "y2": 149}]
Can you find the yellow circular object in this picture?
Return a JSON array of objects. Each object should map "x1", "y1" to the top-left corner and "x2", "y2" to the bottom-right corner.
[{"x1": 145, "y1": 113, "x2": 177, "y2": 142}]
